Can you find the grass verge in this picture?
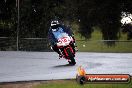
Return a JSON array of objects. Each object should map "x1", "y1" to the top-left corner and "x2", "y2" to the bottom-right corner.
[
  {"x1": 76, "y1": 40, "x2": 132, "y2": 52},
  {"x1": 74, "y1": 30, "x2": 132, "y2": 52},
  {"x1": 34, "y1": 79, "x2": 132, "y2": 88},
  {"x1": 0, "y1": 78, "x2": 131, "y2": 88}
]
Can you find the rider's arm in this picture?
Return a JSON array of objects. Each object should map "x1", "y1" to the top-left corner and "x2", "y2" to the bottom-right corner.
[
  {"x1": 48, "y1": 29, "x2": 58, "y2": 46},
  {"x1": 48, "y1": 30, "x2": 54, "y2": 46}
]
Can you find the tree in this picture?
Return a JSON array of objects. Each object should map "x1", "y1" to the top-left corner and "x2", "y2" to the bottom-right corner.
[
  {"x1": 1, "y1": 0, "x2": 132, "y2": 47},
  {"x1": 75, "y1": 0, "x2": 132, "y2": 45}
]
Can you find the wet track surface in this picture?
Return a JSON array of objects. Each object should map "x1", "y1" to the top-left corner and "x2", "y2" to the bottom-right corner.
[{"x1": 0, "y1": 51, "x2": 132, "y2": 82}]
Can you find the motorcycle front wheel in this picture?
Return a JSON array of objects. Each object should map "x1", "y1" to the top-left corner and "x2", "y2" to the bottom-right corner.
[{"x1": 66, "y1": 48, "x2": 76, "y2": 65}]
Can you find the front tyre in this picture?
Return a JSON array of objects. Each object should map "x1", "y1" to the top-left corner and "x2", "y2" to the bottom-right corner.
[
  {"x1": 68, "y1": 59, "x2": 76, "y2": 65},
  {"x1": 66, "y1": 48, "x2": 76, "y2": 65}
]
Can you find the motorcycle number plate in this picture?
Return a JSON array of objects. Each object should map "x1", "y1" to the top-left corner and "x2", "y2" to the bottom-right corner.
[{"x1": 58, "y1": 37, "x2": 70, "y2": 44}]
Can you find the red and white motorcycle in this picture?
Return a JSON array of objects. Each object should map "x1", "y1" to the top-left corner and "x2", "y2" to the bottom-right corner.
[{"x1": 57, "y1": 33, "x2": 76, "y2": 65}]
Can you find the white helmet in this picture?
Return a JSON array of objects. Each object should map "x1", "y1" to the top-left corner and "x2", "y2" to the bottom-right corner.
[
  {"x1": 50, "y1": 20, "x2": 60, "y2": 30},
  {"x1": 121, "y1": 17, "x2": 132, "y2": 25},
  {"x1": 51, "y1": 20, "x2": 59, "y2": 26}
]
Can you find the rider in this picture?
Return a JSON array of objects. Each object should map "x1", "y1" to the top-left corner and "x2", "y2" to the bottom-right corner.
[{"x1": 48, "y1": 19, "x2": 77, "y2": 58}]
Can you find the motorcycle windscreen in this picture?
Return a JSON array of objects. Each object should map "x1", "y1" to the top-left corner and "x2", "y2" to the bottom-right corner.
[{"x1": 52, "y1": 27, "x2": 68, "y2": 39}]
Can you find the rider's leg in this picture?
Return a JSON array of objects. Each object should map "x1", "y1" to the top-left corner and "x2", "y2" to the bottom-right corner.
[
  {"x1": 72, "y1": 37, "x2": 78, "y2": 52},
  {"x1": 70, "y1": 43, "x2": 78, "y2": 52},
  {"x1": 52, "y1": 45, "x2": 62, "y2": 58},
  {"x1": 70, "y1": 43, "x2": 75, "y2": 53},
  {"x1": 52, "y1": 45, "x2": 60, "y2": 54}
]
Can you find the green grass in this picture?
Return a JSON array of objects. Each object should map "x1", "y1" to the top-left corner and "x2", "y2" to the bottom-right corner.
[
  {"x1": 71, "y1": 23, "x2": 132, "y2": 52},
  {"x1": 76, "y1": 40, "x2": 132, "y2": 52},
  {"x1": 74, "y1": 29, "x2": 132, "y2": 52},
  {"x1": 34, "y1": 79, "x2": 132, "y2": 88}
]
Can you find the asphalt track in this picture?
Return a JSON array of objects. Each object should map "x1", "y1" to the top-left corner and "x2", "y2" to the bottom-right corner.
[{"x1": 0, "y1": 51, "x2": 132, "y2": 82}]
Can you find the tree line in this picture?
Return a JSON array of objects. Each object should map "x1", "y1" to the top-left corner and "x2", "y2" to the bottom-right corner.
[{"x1": 0, "y1": 0, "x2": 132, "y2": 44}]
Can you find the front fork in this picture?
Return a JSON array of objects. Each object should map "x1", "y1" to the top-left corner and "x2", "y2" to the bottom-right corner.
[{"x1": 59, "y1": 45, "x2": 74, "y2": 60}]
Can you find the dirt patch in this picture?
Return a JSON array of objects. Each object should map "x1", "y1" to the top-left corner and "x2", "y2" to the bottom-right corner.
[
  {"x1": 0, "y1": 80, "x2": 72, "y2": 88},
  {"x1": 0, "y1": 81, "x2": 41, "y2": 88}
]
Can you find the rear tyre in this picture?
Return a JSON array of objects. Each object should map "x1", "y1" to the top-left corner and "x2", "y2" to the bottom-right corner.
[{"x1": 66, "y1": 48, "x2": 76, "y2": 65}]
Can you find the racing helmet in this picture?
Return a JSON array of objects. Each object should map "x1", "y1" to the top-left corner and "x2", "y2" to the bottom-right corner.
[
  {"x1": 51, "y1": 20, "x2": 59, "y2": 26},
  {"x1": 51, "y1": 20, "x2": 60, "y2": 30}
]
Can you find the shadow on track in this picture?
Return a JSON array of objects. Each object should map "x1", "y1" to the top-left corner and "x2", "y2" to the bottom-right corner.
[{"x1": 53, "y1": 64, "x2": 75, "y2": 68}]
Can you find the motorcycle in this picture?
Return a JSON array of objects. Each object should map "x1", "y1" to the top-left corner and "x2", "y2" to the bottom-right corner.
[{"x1": 56, "y1": 33, "x2": 76, "y2": 65}]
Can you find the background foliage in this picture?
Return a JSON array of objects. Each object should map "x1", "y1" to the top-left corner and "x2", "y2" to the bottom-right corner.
[{"x1": 0, "y1": 0, "x2": 132, "y2": 50}]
